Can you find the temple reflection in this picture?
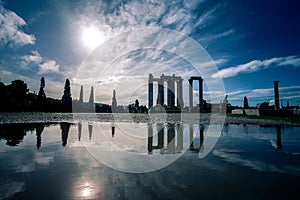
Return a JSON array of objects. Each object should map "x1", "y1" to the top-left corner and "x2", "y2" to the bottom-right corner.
[
  {"x1": 276, "y1": 126, "x2": 282, "y2": 149},
  {"x1": 147, "y1": 123, "x2": 205, "y2": 154},
  {"x1": 189, "y1": 124, "x2": 204, "y2": 153}
]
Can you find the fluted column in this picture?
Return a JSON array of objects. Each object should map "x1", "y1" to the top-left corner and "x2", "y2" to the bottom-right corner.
[
  {"x1": 199, "y1": 78, "x2": 203, "y2": 109},
  {"x1": 273, "y1": 80, "x2": 280, "y2": 110},
  {"x1": 148, "y1": 74, "x2": 153, "y2": 109},
  {"x1": 177, "y1": 78, "x2": 184, "y2": 108},
  {"x1": 188, "y1": 78, "x2": 193, "y2": 112},
  {"x1": 158, "y1": 74, "x2": 164, "y2": 105},
  {"x1": 167, "y1": 77, "x2": 171, "y2": 107}
]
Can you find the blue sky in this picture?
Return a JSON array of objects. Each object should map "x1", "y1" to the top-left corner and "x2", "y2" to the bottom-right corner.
[{"x1": 0, "y1": 0, "x2": 299, "y2": 107}]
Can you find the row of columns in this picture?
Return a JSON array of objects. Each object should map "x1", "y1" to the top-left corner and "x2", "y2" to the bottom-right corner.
[
  {"x1": 148, "y1": 74, "x2": 184, "y2": 108},
  {"x1": 188, "y1": 77, "x2": 203, "y2": 112},
  {"x1": 147, "y1": 123, "x2": 204, "y2": 154},
  {"x1": 148, "y1": 74, "x2": 203, "y2": 112}
]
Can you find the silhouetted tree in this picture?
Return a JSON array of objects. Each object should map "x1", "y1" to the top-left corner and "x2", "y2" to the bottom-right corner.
[
  {"x1": 112, "y1": 89, "x2": 117, "y2": 112},
  {"x1": 135, "y1": 99, "x2": 140, "y2": 113},
  {"x1": 286, "y1": 101, "x2": 290, "y2": 108},
  {"x1": 0, "y1": 81, "x2": 7, "y2": 111},
  {"x1": 7, "y1": 80, "x2": 29, "y2": 111},
  {"x1": 89, "y1": 86, "x2": 94, "y2": 104},
  {"x1": 36, "y1": 124, "x2": 44, "y2": 149},
  {"x1": 244, "y1": 96, "x2": 249, "y2": 109},
  {"x1": 37, "y1": 77, "x2": 47, "y2": 111},
  {"x1": 79, "y1": 85, "x2": 83, "y2": 103},
  {"x1": 61, "y1": 79, "x2": 72, "y2": 112},
  {"x1": 60, "y1": 123, "x2": 71, "y2": 147}
]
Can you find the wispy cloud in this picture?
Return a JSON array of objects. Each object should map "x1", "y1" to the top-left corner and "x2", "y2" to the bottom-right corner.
[
  {"x1": 212, "y1": 55, "x2": 300, "y2": 79},
  {"x1": 0, "y1": 4, "x2": 35, "y2": 47},
  {"x1": 39, "y1": 60, "x2": 60, "y2": 73},
  {"x1": 20, "y1": 50, "x2": 43, "y2": 66},
  {"x1": 66, "y1": 0, "x2": 226, "y2": 43},
  {"x1": 20, "y1": 51, "x2": 60, "y2": 74}
]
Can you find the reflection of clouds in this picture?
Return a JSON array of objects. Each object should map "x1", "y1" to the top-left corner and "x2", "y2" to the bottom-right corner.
[
  {"x1": 12, "y1": 151, "x2": 55, "y2": 173},
  {"x1": 0, "y1": 181, "x2": 25, "y2": 200},
  {"x1": 34, "y1": 152, "x2": 54, "y2": 166},
  {"x1": 213, "y1": 149, "x2": 300, "y2": 176}
]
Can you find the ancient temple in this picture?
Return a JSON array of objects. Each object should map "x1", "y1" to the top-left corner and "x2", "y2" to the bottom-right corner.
[{"x1": 148, "y1": 74, "x2": 184, "y2": 109}]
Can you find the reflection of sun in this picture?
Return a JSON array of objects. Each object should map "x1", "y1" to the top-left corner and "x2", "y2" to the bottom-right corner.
[
  {"x1": 82, "y1": 27, "x2": 106, "y2": 50},
  {"x1": 82, "y1": 187, "x2": 91, "y2": 197}
]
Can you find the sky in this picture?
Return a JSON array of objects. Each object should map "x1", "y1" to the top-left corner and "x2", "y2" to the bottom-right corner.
[{"x1": 0, "y1": 0, "x2": 300, "y2": 107}]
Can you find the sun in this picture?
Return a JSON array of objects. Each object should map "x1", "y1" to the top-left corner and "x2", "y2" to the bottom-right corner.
[{"x1": 82, "y1": 27, "x2": 106, "y2": 50}]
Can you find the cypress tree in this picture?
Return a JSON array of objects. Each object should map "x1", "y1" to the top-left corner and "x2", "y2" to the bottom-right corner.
[
  {"x1": 112, "y1": 89, "x2": 117, "y2": 112},
  {"x1": 79, "y1": 85, "x2": 83, "y2": 103},
  {"x1": 38, "y1": 77, "x2": 46, "y2": 111},
  {"x1": 89, "y1": 86, "x2": 94, "y2": 104},
  {"x1": 62, "y1": 79, "x2": 72, "y2": 112}
]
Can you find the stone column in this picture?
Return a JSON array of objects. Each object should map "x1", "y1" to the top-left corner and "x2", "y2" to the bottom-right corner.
[
  {"x1": 158, "y1": 74, "x2": 164, "y2": 105},
  {"x1": 167, "y1": 77, "x2": 171, "y2": 107},
  {"x1": 273, "y1": 80, "x2": 280, "y2": 110},
  {"x1": 177, "y1": 78, "x2": 184, "y2": 108},
  {"x1": 188, "y1": 78, "x2": 193, "y2": 112},
  {"x1": 199, "y1": 78, "x2": 203, "y2": 109},
  {"x1": 148, "y1": 74, "x2": 153, "y2": 109},
  {"x1": 170, "y1": 74, "x2": 175, "y2": 107}
]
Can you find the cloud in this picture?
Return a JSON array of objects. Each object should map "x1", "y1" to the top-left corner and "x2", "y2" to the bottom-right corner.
[
  {"x1": 213, "y1": 149, "x2": 300, "y2": 176},
  {"x1": 211, "y1": 55, "x2": 300, "y2": 79},
  {"x1": 20, "y1": 50, "x2": 43, "y2": 67},
  {"x1": 67, "y1": 0, "x2": 225, "y2": 42},
  {"x1": 20, "y1": 50, "x2": 60, "y2": 74},
  {"x1": 0, "y1": 181, "x2": 26, "y2": 199},
  {"x1": 39, "y1": 60, "x2": 60, "y2": 73},
  {"x1": 0, "y1": 4, "x2": 35, "y2": 47}
]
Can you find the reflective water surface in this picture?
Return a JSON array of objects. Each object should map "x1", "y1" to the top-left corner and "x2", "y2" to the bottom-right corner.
[{"x1": 0, "y1": 122, "x2": 300, "y2": 199}]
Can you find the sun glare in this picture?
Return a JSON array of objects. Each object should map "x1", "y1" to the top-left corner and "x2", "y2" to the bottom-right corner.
[
  {"x1": 82, "y1": 27, "x2": 105, "y2": 50},
  {"x1": 82, "y1": 187, "x2": 91, "y2": 197}
]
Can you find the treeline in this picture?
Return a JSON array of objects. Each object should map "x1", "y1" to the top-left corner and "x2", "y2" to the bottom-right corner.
[
  {"x1": 0, "y1": 78, "x2": 148, "y2": 113},
  {"x1": 0, "y1": 78, "x2": 72, "y2": 112}
]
